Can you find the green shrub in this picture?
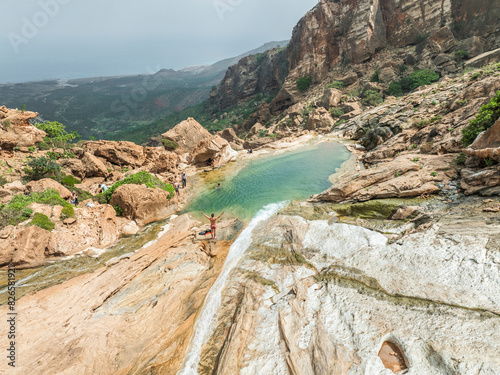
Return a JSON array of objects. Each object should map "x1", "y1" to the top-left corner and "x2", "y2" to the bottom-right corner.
[
  {"x1": 430, "y1": 171, "x2": 437, "y2": 177},
  {"x1": 161, "y1": 139, "x2": 179, "y2": 151},
  {"x1": 24, "y1": 157, "x2": 61, "y2": 180},
  {"x1": 34, "y1": 121, "x2": 80, "y2": 146},
  {"x1": 387, "y1": 81, "x2": 403, "y2": 96},
  {"x1": 0, "y1": 207, "x2": 33, "y2": 229},
  {"x1": 258, "y1": 129, "x2": 269, "y2": 137},
  {"x1": 462, "y1": 91, "x2": 500, "y2": 146},
  {"x1": 362, "y1": 90, "x2": 384, "y2": 106},
  {"x1": 47, "y1": 151, "x2": 60, "y2": 160},
  {"x1": 326, "y1": 81, "x2": 346, "y2": 90},
  {"x1": 28, "y1": 146, "x2": 36, "y2": 153},
  {"x1": 454, "y1": 50, "x2": 469, "y2": 60},
  {"x1": 103, "y1": 171, "x2": 175, "y2": 203},
  {"x1": 37, "y1": 142, "x2": 51, "y2": 151},
  {"x1": 113, "y1": 205, "x2": 124, "y2": 216},
  {"x1": 470, "y1": 71, "x2": 482, "y2": 81},
  {"x1": 0, "y1": 176, "x2": 8, "y2": 186},
  {"x1": 2, "y1": 119, "x2": 11, "y2": 128},
  {"x1": 60, "y1": 205, "x2": 75, "y2": 220},
  {"x1": 455, "y1": 153, "x2": 466, "y2": 165},
  {"x1": 296, "y1": 76, "x2": 312, "y2": 92},
  {"x1": 398, "y1": 64, "x2": 408, "y2": 75},
  {"x1": 387, "y1": 70, "x2": 440, "y2": 96},
  {"x1": 28, "y1": 213, "x2": 55, "y2": 232},
  {"x1": 60, "y1": 175, "x2": 81, "y2": 188},
  {"x1": 329, "y1": 108, "x2": 344, "y2": 117},
  {"x1": 0, "y1": 189, "x2": 71, "y2": 229},
  {"x1": 485, "y1": 157, "x2": 496, "y2": 167},
  {"x1": 371, "y1": 69, "x2": 381, "y2": 83}
]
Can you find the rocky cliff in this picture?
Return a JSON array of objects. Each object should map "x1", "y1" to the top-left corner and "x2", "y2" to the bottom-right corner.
[
  {"x1": 212, "y1": 0, "x2": 500, "y2": 113},
  {"x1": 210, "y1": 47, "x2": 289, "y2": 110}
]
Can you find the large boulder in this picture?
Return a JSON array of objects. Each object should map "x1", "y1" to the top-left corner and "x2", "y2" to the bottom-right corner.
[
  {"x1": 306, "y1": 107, "x2": 334, "y2": 133},
  {"x1": 464, "y1": 118, "x2": 500, "y2": 160},
  {"x1": 161, "y1": 118, "x2": 211, "y2": 153},
  {"x1": 320, "y1": 89, "x2": 342, "y2": 108},
  {"x1": 25, "y1": 178, "x2": 72, "y2": 199},
  {"x1": 9, "y1": 226, "x2": 51, "y2": 266},
  {"x1": 82, "y1": 152, "x2": 109, "y2": 178},
  {"x1": 0, "y1": 106, "x2": 46, "y2": 150},
  {"x1": 47, "y1": 204, "x2": 121, "y2": 256},
  {"x1": 189, "y1": 135, "x2": 238, "y2": 167},
  {"x1": 83, "y1": 141, "x2": 145, "y2": 167},
  {"x1": 143, "y1": 147, "x2": 179, "y2": 174},
  {"x1": 465, "y1": 48, "x2": 500, "y2": 68},
  {"x1": 247, "y1": 122, "x2": 266, "y2": 138},
  {"x1": 110, "y1": 184, "x2": 177, "y2": 226},
  {"x1": 218, "y1": 128, "x2": 243, "y2": 150}
]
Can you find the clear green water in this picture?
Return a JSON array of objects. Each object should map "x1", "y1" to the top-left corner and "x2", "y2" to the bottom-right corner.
[{"x1": 185, "y1": 141, "x2": 350, "y2": 220}]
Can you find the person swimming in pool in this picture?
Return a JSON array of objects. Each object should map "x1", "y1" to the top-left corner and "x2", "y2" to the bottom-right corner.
[{"x1": 201, "y1": 211, "x2": 224, "y2": 240}]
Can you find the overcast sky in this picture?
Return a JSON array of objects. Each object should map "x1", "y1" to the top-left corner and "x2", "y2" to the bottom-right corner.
[{"x1": 0, "y1": 0, "x2": 317, "y2": 83}]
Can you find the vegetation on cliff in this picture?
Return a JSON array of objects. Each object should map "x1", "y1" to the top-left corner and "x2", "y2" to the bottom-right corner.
[
  {"x1": 0, "y1": 188, "x2": 71, "y2": 229},
  {"x1": 462, "y1": 90, "x2": 500, "y2": 146},
  {"x1": 28, "y1": 212, "x2": 55, "y2": 232}
]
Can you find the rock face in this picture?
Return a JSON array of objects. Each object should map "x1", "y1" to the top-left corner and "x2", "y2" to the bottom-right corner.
[
  {"x1": 464, "y1": 117, "x2": 500, "y2": 160},
  {"x1": 25, "y1": 178, "x2": 72, "y2": 199},
  {"x1": 83, "y1": 140, "x2": 145, "y2": 167},
  {"x1": 189, "y1": 135, "x2": 238, "y2": 167},
  {"x1": 306, "y1": 107, "x2": 334, "y2": 133},
  {"x1": 162, "y1": 118, "x2": 211, "y2": 153},
  {"x1": 0, "y1": 215, "x2": 235, "y2": 375},
  {"x1": 81, "y1": 152, "x2": 109, "y2": 178},
  {"x1": 0, "y1": 106, "x2": 46, "y2": 150},
  {"x1": 218, "y1": 128, "x2": 244, "y2": 150},
  {"x1": 211, "y1": 0, "x2": 499, "y2": 112},
  {"x1": 110, "y1": 184, "x2": 176, "y2": 227},
  {"x1": 320, "y1": 89, "x2": 342, "y2": 108},
  {"x1": 211, "y1": 47, "x2": 289, "y2": 110},
  {"x1": 313, "y1": 154, "x2": 455, "y2": 202},
  {"x1": 195, "y1": 205, "x2": 500, "y2": 374}
]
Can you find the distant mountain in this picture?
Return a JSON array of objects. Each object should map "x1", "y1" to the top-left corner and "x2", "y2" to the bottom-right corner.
[{"x1": 0, "y1": 41, "x2": 288, "y2": 141}]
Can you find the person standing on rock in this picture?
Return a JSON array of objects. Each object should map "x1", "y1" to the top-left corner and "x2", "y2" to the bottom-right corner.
[
  {"x1": 201, "y1": 211, "x2": 224, "y2": 240},
  {"x1": 174, "y1": 180, "x2": 181, "y2": 197},
  {"x1": 69, "y1": 191, "x2": 79, "y2": 206},
  {"x1": 181, "y1": 172, "x2": 187, "y2": 188}
]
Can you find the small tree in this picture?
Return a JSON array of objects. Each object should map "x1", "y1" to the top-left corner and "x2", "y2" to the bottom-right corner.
[
  {"x1": 296, "y1": 77, "x2": 312, "y2": 92},
  {"x1": 34, "y1": 121, "x2": 80, "y2": 147},
  {"x1": 24, "y1": 157, "x2": 61, "y2": 180},
  {"x1": 162, "y1": 139, "x2": 179, "y2": 151}
]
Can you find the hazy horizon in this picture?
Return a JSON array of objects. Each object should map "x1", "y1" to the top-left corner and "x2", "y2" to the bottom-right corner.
[{"x1": 0, "y1": 0, "x2": 317, "y2": 84}]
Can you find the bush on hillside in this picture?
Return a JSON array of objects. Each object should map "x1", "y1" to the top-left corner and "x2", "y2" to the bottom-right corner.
[
  {"x1": 101, "y1": 171, "x2": 175, "y2": 203},
  {"x1": 362, "y1": 90, "x2": 384, "y2": 106},
  {"x1": 28, "y1": 213, "x2": 55, "y2": 231},
  {"x1": 0, "y1": 188, "x2": 70, "y2": 229},
  {"x1": 34, "y1": 121, "x2": 80, "y2": 147},
  {"x1": 371, "y1": 69, "x2": 381, "y2": 83},
  {"x1": 24, "y1": 157, "x2": 61, "y2": 181},
  {"x1": 161, "y1": 139, "x2": 179, "y2": 151},
  {"x1": 462, "y1": 91, "x2": 500, "y2": 146},
  {"x1": 60, "y1": 205, "x2": 75, "y2": 220},
  {"x1": 386, "y1": 70, "x2": 440, "y2": 96},
  {"x1": 296, "y1": 77, "x2": 312, "y2": 92}
]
